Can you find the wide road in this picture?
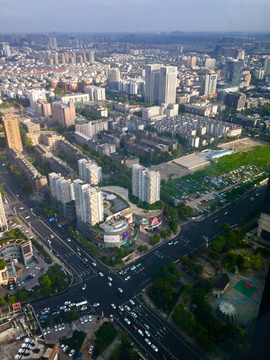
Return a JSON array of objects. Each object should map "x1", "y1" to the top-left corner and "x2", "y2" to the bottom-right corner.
[{"x1": 0, "y1": 162, "x2": 266, "y2": 359}]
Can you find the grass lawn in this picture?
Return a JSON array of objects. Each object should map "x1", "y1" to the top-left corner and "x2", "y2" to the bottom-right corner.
[{"x1": 61, "y1": 330, "x2": 86, "y2": 352}]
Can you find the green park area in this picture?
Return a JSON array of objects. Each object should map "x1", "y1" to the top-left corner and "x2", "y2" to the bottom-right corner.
[{"x1": 161, "y1": 146, "x2": 270, "y2": 203}]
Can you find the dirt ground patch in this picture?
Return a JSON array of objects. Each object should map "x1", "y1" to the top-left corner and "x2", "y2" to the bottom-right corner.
[
  {"x1": 151, "y1": 161, "x2": 196, "y2": 181},
  {"x1": 218, "y1": 137, "x2": 268, "y2": 152}
]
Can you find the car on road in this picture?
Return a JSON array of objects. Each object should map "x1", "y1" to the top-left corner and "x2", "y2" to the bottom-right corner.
[
  {"x1": 67, "y1": 238, "x2": 71, "y2": 242},
  {"x1": 83, "y1": 258, "x2": 88, "y2": 262},
  {"x1": 82, "y1": 284, "x2": 86, "y2": 290},
  {"x1": 151, "y1": 344, "x2": 158, "y2": 352},
  {"x1": 98, "y1": 272, "x2": 104, "y2": 277},
  {"x1": 144, "y1": 323, "x2": 149, "y2": 329},
  {"x1": 129, "y1": 299, "x2": 135, "y2": 305},
  {"x1": 64, "y1": 308, "x2": 71, "y2": 312},
  {"x1": 80, "y1": 306, "x2": 87, "y2": 311},
  {"x1": 111, "y1": 303, "x2": 116, "y2": 309},
  {"x1": 108, "y1": 276, "x2": 113, "y2": 281},
  {"x1": 133, "y1": 325, "x2": 137, "y2": 331},
  {"x1": 108, "y1": 282, "x2": 112, "y2": 287},
  {"x1": 118, "y1": 287, "x2": 123, "y2": 293},
  {"x1": 138, "y1": 329, "x2": 144, "y2": 336},
  {"x1": 125, "y1": 276, "x2": 130, "y2": 281},
  {"x1": 215, "y1": 219, "x2": 218, "y2": 223},
  {"x1": 250, "y1": 197, "x2": 255, "y2": 201},
  {"x1": 214, "y1": 215, "x2": 218, "y2": 219},
  {"x1": 145, "y1": 338, "x2": 151, "y2": 345},
  {"x1": 19, "y1": 207, "x2": 24, "y2": 210},
  {"x1": 124, "y1": 318, "x2": 131, "y2": 325},
  {"x1": 145, "y1": 331, "x2": 150, "y2": 337},
  {"x1": 117, "y1": 309, "x2": 122, "y2": 315},
  {"x1": 131, "y1": 312, "x2": 137, "y2": 318},
  {"x1": 148, "y1": 256, "x2": 153, "y2": 260},
  {"x1": 59, "y1": 305, "x2": 66, "y2": 310},
  {"x1": 168, "y1": 242, "x2": 173, "y2": 245},
  {"x1": 125, "y1": 305, "x2": 131, "y2": 311},
  {"x1": 92, "y1": 303, "x2": 100, "y2": 307},
  {"x1": 65, "y1": 301, "x2": 71, "y2": 305},
  {"x1": 224, "y1": 211, "x2": 228, "y2": 215},
  {"x1": 174, "y1": 241, "x2": 178, "y2": 245},
  {"x1": 92, "y1": 262, "x2": 97, "y2": 267},
  {"x1": 131, "y1": 265, "x2": 136, "y2": 271},
  {"x1": 69, "y1": 303, "x2": 75, "y2": 308}
]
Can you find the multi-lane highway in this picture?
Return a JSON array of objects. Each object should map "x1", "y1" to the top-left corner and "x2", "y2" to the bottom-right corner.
[{"x1": 0, "y1": 161, "x2": 266, "y2": 359}]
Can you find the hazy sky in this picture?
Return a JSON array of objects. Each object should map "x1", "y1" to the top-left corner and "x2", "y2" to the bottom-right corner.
[{"x1": 0, "y1": 0, "x2": 269, "y2": 34}]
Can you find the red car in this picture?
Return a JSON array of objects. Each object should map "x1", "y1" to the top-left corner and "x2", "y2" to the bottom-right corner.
[
  {"x1": 149, "y1": 256, "x2": 153, "y2": 260},
  {"x1": 132, "y1": 325, "x2": 137, "y2": 331},
  {"x1": 214, "y1": 216, "x2": 218, "y2": 219},
  {"x1": 117, "y1": 309, "x2": 122, "y2": 316}
]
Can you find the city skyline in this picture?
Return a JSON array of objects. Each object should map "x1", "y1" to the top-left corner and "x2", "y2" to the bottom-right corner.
[{"x1": 0, "y1": 0, "x2": 269, "y2": 33}]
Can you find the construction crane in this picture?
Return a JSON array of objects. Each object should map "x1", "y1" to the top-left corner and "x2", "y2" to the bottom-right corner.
[{"x1": 14, "y1": 101, "x2": 24, "y2": 120}]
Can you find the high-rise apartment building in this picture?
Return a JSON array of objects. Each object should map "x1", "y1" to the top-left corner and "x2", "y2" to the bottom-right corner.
[
  {"x1": 145, "y1": 64, "x2": 177, "y2": 105},
  {"x1": 205, "y1": 58, "x2": 216, "y2": 69},
  {"x1": 28, "y1": 89, "x2": 46, "y2": 109},
  {"x1": 35, "y1": 99, "x2": 52, "y2": 117},
  {"x1": 78, "y1": 159, "x2": 102, "y2": 185},
  {"x1": 145, "y1": 64, "x2": 162, "y2": 105},
  {"x1": 159, "y1": 66, "x2": 177, "y2": 104},
  {"x1": 49, "y1": 173, "x2": 75, "y2": 204},
  {"x1": 51, "y1": 101, "x2": 76, "y2": 127},
  {"x1": 0, "y1": 194, "x2": 7, "y2": 232},
  {"x1": 108, "y1": 68, "x2": 120, "y2": 90},
  {"x1": 49, "y1": 37, "x2": 57, "y2": 50},
  {"x1": 84, "y1": 86, "x2": 106, "y2": 101},
  {"x1": 73, "y1": 179, "x2": 103, "y2": 226},
  {"x1": 0, "y1": 42, "x2": 11, "y2": 56},
  {"x1": 263, "y1": 57, "x2": 270, "y2": 76},
  {"x1": 53, "y1": 54, "x2": 59, "y2": 65},
  {"x1": 204, "y1": 70, "x2": 217, "y2": 96},
  {"x1": 89, "y1": 51, "x2": 95, "y2": 63},
  {"x1": 225, "y1": 59, "x2": 244, "y2": 88},
  {"x1": 132, "y1": 164, "x2": 160, "y2": 205},
  {"x1": 2, "y1": 113, "x2": 23, "y2": 151}
]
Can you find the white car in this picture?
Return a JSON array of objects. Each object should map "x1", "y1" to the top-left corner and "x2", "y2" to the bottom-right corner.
[
  {"x1": 151, "y1": 344, "x2": 158, "y2": 352},
  {"x1": 125, "y1": 305, "x2": 130, "y2": 311},
  {"x1": 108, "y1": 277, "x2": 113, "y2": 281},
  {"x1": 54, "y1": 325, "x2": 58, "y2": 331},
  {"x1": 80, "y1": 306, "x2": 87, "y2": 311},
  {"x1": 145, "y1": 338, "x2": 151, "y2": 345},
  {"x1": 59, "y1": 305, "x2": 66, "y2": 310},
  {"x1": 42, "y1": 329, "x2": 47, "y2": 336},
  {"x1": 168, "y1": 242, "x2": 173, "y2": 245},
  {"x1": 124, "y1": 318, "x2": 131, "y2": 325},
  {"x1": 111, "y1": 303, "x2": 116, "y2": 309},
  {"x1": 58, "y1": 324, "x2": 62, "y2": 331},
  {"x1": 19, "y1": 207, "x2": 24, "y2": 210},
  {"x1": 58, "y1": 224, "x2": 62, "y2": 228},
  {"x1": 67, "y1": 238, "x2": 71, "y2": 242},
  {"x1": 47, "y1": 327, "x2": 50, "y2": 334},
  {"x1": 64, "y1": 301, "x2": 71, "y2": 305},
  {"x1": 92, "y1": 303, "x2": 100, "y2": 307},
  {"x1": 118, "y1": 288, "x2": 123, "y2": 293},
  {"x1": 131, "y1": 311, "x2": 137, "y2": 318},
  {"x1": 69, "y1": 303, "x2": 76, "y2": 308},
  {"x1": 125, "y1": 276, "x2": 130, "y2": 281},
  {"x1": 92, "y1": 262, "x2": 97, "y2": 267},
  {"x1": 82, "y1": 284, "x2": 86, "y2": 290},
  {"x1": 99, "y1": 272, "x2": 104, "y2": 277},
  {"x1": 61, "y1": 323, "x2": 65, "y2": 330},
  {"x1": 69, "y1": 349, "x2": 75, "y2": 357},
  {"x1": 83, "y1": 258, "x2": 88, "y2": 262},
  {"x1": 174, "y1": 241, "x2": 178, "y2": 245},
  {"x1": 80, "y1": 317, "x2": 84, "y2": 324},
  {"x1": 108, "y1": 282, "x2": 112, "y2": 287},
  {"x1": 138, "y1": 329, "x2": 144, "y2": 336},
  {"x1": 131, "y1": 265, "x2": 136, "y2": 271},
  {"x1": 64, "y1": 308, "x2": 71, "y2": 312},
  {"x1": 119, "y1": 305, "x2": 124, "y2": 312},
  {"x1": 224, "y1": 211, "x2": 228, "y2": 215},
  {"x1": 88, "y1": 315, "x2": 92, "y2": 321},
  {"x1": 129, "y1": 299, "x2": 135, "y2": 305},
  {"x1": 145, "y1": 331, "x2": 150, "y2": 337}
]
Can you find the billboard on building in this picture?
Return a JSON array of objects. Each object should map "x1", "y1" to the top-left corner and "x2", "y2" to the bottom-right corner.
[
  {"x1": 104, "y1": 234, "x2": 120, "y2": 243},
  {"x1": 22, "y1": 244, "x2": 31, "y2": 256},
  {"x1": 149, "y1": 214, "x2": 163, "y2": 226},
  {"x1": 122, "y1": 229, "x2": 130, "y2": 241}
]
